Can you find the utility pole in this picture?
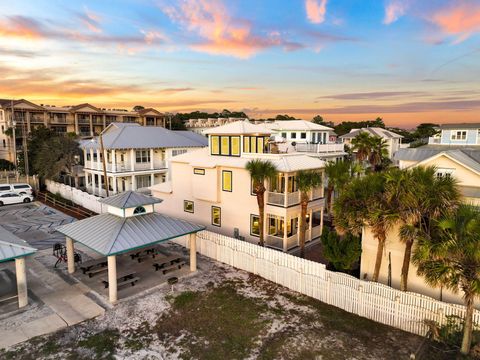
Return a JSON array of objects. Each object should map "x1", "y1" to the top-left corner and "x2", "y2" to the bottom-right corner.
[
  {"x1": 10, "y1": 100, "x2": 18, "y2": 179},
  {"x1": 22, "y1": 111, "x2": 29, "y2": 180},
  {"x1": 99, "y1": 133, "x2": 109, "y2": 197}
]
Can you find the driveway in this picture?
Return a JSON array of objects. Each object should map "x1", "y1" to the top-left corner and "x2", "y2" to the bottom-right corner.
[{"x1": 0, "y1": 202, "x2": 75, "y2": 250}]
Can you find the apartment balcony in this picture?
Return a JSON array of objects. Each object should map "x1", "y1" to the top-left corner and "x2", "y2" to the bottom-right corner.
[
  {"x1": 267, "y1": 187, "x2": 323, "y2": 207},
  {"x1": 30, "y1": 116, "x2": 44, "y2": 123},
  {"x1": 85, "y1": 161, "x2": 167, "y2": 173},
  {"x1": 50, "y1": 117, "x2": 67, "y2": 124},
  {"x1": 78, "y1": 118, "x2": 90, "y2": 124},
  {"x1": 79, "y1": 132, "x2": 91, "y2": 137},
  {"x1": 294, "y1": 143, "x2": 345, "y2": 153}
]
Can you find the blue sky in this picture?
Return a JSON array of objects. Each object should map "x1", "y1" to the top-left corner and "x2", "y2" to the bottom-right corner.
[{"x1": 0, "y1": 0, "x2": 479, "y2": 127}]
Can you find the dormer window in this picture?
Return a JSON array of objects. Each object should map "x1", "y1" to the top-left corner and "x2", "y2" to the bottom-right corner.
[{"x1": 133, "y1": 206, "x2": 146, "y2": 215}]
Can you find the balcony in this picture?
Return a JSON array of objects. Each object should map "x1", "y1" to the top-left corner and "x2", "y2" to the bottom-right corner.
[
  {"x1": 294, "y1": 143, "x2": 345, "y2": 153},
  {"x1": 50, "y1": 117, "x2": 67, "y2": 124},
  {"x1": 85, "y1": 161, "x2": 167, "y2": 173},
  {"x1": 30, "y1": 116, "x2": 44, "y2": 123},
  {"x1": 265, "y1": 233, "x2": 299, "y2": 251},
  {"x1": 267, "y1": 188, "x2": 322, "y2": 207}
]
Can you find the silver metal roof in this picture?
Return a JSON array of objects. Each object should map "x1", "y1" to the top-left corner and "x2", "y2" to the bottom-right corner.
[
  {"x1": 56, "y1": 213, "x2": 205, "y2": 256},
  {"x1": 80, "y1": 123, "x2": 208, "y2": 150},
  {"x1": 99, "y1": 191, "x2": 163, "y2": 209},
  {"x1": 0, "y1": 226, "x2": 37, "y2": 262},
  {"x1": 339, "y1": 127, "x2": 403, "y2": 139}
]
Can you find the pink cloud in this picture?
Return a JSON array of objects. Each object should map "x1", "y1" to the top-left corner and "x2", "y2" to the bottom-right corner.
[
  {"x1": 161, "y1": 0, "x2": 293, "y2": 58},
  {"x1": 383, "y1": 0, "x2": 408, "y2": 25},
  {"x1": 0, "y1": 16, "x2": 43, "y2": 39},
  {"x1": 430, "y1": 2, "x2": 480, "y2": 43},
  {"x1": 305, "y1": 0, "x2": 328, "y2": 24}
]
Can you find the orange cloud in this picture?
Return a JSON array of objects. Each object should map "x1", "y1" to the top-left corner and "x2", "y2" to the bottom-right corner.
[
  {"x1": 162, "y1": 0, "x2": 290, "y2": 58},
  {"x1": 431, "y1": 2, "x2": 480, "y2": 43},
  {"x1": 0, "y1": 16, "x2": 43, "y2": 39},
  {"x1": 305, "y1": 0, "x2": 327, "y2": 24}
]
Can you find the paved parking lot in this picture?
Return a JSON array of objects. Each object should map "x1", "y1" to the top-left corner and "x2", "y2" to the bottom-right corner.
[{"x1": 0, "y1": 202, "x2": 75, "y2": 250}]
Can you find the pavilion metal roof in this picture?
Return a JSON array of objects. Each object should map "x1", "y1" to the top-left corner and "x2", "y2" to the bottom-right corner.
[
  {"x1": 99, "y1": 191, "x2": 163, "y2": 209},
  {"x1": 0, "y1": 226, "x2": 37, "y2": 263},
  {"x1": 56, "y1": 213, "x2": 205, "y2": 256}
]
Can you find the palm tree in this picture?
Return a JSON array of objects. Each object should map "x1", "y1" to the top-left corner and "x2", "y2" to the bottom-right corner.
[
  {"x1": 324, "y1": 160, "x2": 351, "y2": 214},
  {"x1": 245, "y1": 159, "x2": 278, "y2": 246},
  {"x1": 413, "y1": 204, "x2": 480, "y2": 355},
  {"x1": 334, "y1": 172, "x2": 398, "y2": 282},
  {"x1": 351, "y1": 132, "x2": 373, "y2": 163},
  {"x1": 296, "y1": 170, "x2": 322, "y2": 258},
  {"x1": 368, "y1": 137, "x2": 389, "y2": 170},
  {"x1": 385, "y1": 166, "x2": 460, "y2": 291}
]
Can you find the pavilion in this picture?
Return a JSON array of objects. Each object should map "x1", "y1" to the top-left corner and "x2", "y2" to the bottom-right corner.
[
  {"x1": 0, "y1": 226, "x2": 37, "y2": 308},
  {"x1": 56, "y1": 191, "x2": 205, "y2": 303}
]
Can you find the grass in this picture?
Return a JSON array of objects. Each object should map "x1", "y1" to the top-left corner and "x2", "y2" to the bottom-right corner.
[{"x1": 78, "y1": 329, "x2": 120, "y2": 359}]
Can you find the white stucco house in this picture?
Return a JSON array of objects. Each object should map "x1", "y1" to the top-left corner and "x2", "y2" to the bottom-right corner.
[
  {"x1": 339, "y1": 127, "x2": 403, "y2": 160},
  {"x1": 80, "y1": 123, "x2": 207, "y2": 196},
  {"x1": 151, "y1": 120, "x2": 326, "y2": 252}
]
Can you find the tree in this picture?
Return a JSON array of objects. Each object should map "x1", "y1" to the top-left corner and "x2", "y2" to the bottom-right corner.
[
  {"x1": 368, "y1": 136, "x2": 389, "y2": 170},
  {"x1": 33, "y1": 135, "x2": 81, "y2": 180},
  {"x1": 246, "y1": 159, "x2": 278, "y2": 247},
  {"x1": 312, "y1": 115, "x2": 324, "y2": 124},
  {"x1": 351, "y1": 132, "x2": 373, "y2": 162},
  {"x1": 296, "y1": 170, "x2": 322, "y2": 258},
  {"x1": 334, "y1": 119, "x2": 386, "y2": 136},
  {"x1": 413, "y1": 123, "x2": 438, "y2": 140},
  {"x1": 334, "y1": 172, "x2": 397, "y2": 282},
  {"x1": 274, "y1": 114, "x2": 296, "y2": 121},
  {"x1": 324, "y1": 160, "x2": 352, "y2": 214},
  {"x1": 413, "y1": 205, "x2": 480, "y2": 355},
  {"x1": 385, "y1": 166, "x2": 460, "y2": 291},
  {"x1": 322, "y1": 228, "x2": 361, "y2": 272},
  {"x1": 133, "y1": 105, "x2": 145, "y2": 111}
]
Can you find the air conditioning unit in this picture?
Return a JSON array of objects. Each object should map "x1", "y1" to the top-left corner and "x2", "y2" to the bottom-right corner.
[{"x1": 233, "y1": 228, "x2": 239, "y2": 239}]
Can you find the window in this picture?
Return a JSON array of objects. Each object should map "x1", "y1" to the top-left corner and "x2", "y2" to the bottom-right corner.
[
  {"x1": 184, "y1": 200, "x2": 194, "y2": 213},
  {"x1": 231, "y1": 137, "x2": 240, "y2": 156},
  {"x1": 0, "y1": 185, "x2": 11, "y2": 191},
  {"x1": 291, "y1": 132, "x2": 297, "y2": 139},
  {"x1": 222, "y1": 170, "x2": 232, "y2": 192},
  {"x1": 250, "y1": 214, "x2": 260, "y2": 237},
  {"x1": 243, "y1": 136, "x2": 269, "y2": 154},
  {"x1": 136, "y1": 175, "x2": 151, "y2": 189},
  {"x1": 221, "y1": 136, "x2": 230, "y2": 155},
  {"x1": 300, "y1": 132, "x2": 307, "y2": 139},
  {"x1": 13, "y1": 185, "x2": 30, "y2": 189},
  {"x1": 451, "y1": 130, "x2": 467, "y2": 140},
  {"x1": 172, "y1": 149, "x2": 187, "y2": 157},
  {"x1": 136, "y1": 150, "x2": 150, "y2": 163},
  {"x1": 211, "y1": 206, "x2": 221, "y2": 226},
  {"x1": 86, "y1": 153, "x2": 91, "y2": 161},
  {"x1": 133, "y1": 206, "x2": 146, "y2": 215},
  {"x1": 193, "y1": 168, "x2": 205, "y2": 175},
  {"x1": 312, "y1": 210, "x2": 321, "y2": 228},
  {"x1": 257, "y1": 137, "x2": 264, "y2": 154},
  {"x1": 211, "y1": 136, "x2": 220, "y2": 155},
  {"x1": 436, "y1": 168, "x2": 454, "y2": 179},
  {"x1": 268, "y1": 215, "x2": 284, "y2": 237},
  {"x1": 281, "y1": 132, "x2": 287, "y2": 139},
  {"x1": 2, "y1": 139, "x2": 5, "y2": 148},
  {"x1": 243, "y1": 137, "x2": 250, "y2": 153}
]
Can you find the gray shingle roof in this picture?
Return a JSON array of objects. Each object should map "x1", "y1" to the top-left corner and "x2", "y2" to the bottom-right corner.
[
  {"x1": 99, "y1": 191, "x2": 163, "y2": 209},
  {"x1": 80, "y1": 123, "x2": 207, "y2": 150},
  {"x1": 0, "y1": 226, "x2": 37, "y2": 262},
  {"x1": 56, "y1": 213, "x2": 205, "y2": 256}
]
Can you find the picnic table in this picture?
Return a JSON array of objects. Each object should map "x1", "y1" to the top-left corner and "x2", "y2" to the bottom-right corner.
[
  {"x1": 80, "y1": 259, "x2": 108, "y2": 275},
  {"x1": 152, "y1": 256, "x2": 184, "y2": 274},
  {"x1": 101, "y1": 271, "x2": 139, "y2": 289},
  {"x1": 130, "y1": 247, "x2": 158, "y2": 262}
]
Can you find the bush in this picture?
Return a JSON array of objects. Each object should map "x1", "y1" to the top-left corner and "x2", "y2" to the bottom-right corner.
[
  {"x1": 0, "y1": 159, "x2": 15, "y2": 171},
  {"x1": 321, "y1": 228, "x2": 361, "y2": 272}
]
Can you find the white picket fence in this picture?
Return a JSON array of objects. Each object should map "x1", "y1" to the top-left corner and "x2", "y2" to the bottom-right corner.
[
  {"x1": 45, "y1": 180, "x2": 106, "y2": 214},
  {"x1": 192, "y1": 230, "x2": 479, "y2": 337}
]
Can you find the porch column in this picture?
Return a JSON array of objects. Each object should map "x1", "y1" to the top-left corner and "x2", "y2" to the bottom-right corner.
[
  {"x1": 107, "y1": 255, "x2": 117, "y2": 303},
  {"x1": 89, "y1": 114, "x2": 93, "y2": 136},
  {"x1": 320, "y1": 209, "x2": 324, "y2": 235},
  {"x1": 66, "y1": 236, "x2": 75, "y2": 274},
  {"x1": 189, "y1": 233, "x2": 197, "y2": 272},
  {"x1": 112, "y1": 176, "x2": 118, "y2": 194},
  {"x1": 83, "y1": 149, "x2": 88, "y2": 168},
  {"x1": 102, "y1": 114, "x2": 106, "y2": 128},
  {"x1": 96, "y1": 149, "x2": 101, "y2": 170},
  {"x1": 74, "y1": 113, "x2": 79, "y2": 134},
  {"x1": 92, "y1": 173, "x2": 96, "y2": 195},
  {"x1": 284, "y1": 175, "x2": 289, "y2": 207},
  {"x1": 283, "y1": 217, "x2": 288, "y2": 252},
  {"x1": 15, "y1": 257, "x2": 28, "y2": 308},
  {"x1": 131, "y1": 174, "x2": 136, "y2": 190},
  {"x1": 150, "y1": 173, "x2": 155, "y2": 187},
  {"x1": 150, "y1": 149, "x2": 154, "y2": 170},
  {"x1": 43, "y1": 112, "x2": 48, "y2": 127},
  {"x1": 130, "y1": 149, "x2": 135, "y2": 171},
  {"x1": 111, "y1": 150, "x2": 116, "y2": 172},
  {"x1": 26, "y1": 111, "x2": 31, "y2": 133}
]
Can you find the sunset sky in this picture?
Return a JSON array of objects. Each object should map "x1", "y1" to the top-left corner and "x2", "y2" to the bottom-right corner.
[{"x1": 0, "y1": 0, "x2": 479, "y2": 128}]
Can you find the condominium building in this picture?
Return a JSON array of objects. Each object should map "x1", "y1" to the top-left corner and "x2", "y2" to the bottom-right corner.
[
  {"x1": 339, "y1": 127, "x2": 403, "y2": 159},
  {"x1": 150, "y1": 120, "x2": 326, "y2": 252},
  {"x1": 80, "y1": 123, "x2": 207, "y2": 196},
  {"x1": 184, "y1": 117, "x2": 247, "y2": 134},
  {"x1": 0, "y1": 98, "x2": 167, "y2": 162}
]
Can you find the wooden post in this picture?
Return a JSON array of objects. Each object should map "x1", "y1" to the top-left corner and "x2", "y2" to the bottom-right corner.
[
  {"x1": 66, "y1": 237, "x2": 75, "y2": 274},
  {"x1": 108, "y1": 255, "x2": 117, "y2": 303},
  {"x1": 15, "y1": 258, "x2": 28, "y2": 308},
  {"x1": 189, "y1": 233, "x2": 197, "y2": 272}
]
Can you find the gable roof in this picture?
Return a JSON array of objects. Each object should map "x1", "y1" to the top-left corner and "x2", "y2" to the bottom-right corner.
[
  {"x1": 339, "y1": 127, "x2": 403, "y2": 139},
  {"x1": 412, "y1": 150, "x2": 480, "y2": 175},
  {"x1": 203, "y1": 120, "x2": 272, "y2": 135},
  {"x1": 99, "y1": 191, "x2": 163, "y2": 209},
  {"x1": 80, "y1": 123, "x2": 208, "y2": 150},
  {"x1": 440, "y1": 123, "x2": 480, "y2": 129},
  {"x1": 0, "y1": 226, "x2": 37, "y2": 262},
  {"x1": 173, "y1": 131, "x2": 208, "y2": 146},
  {"x1": 137, "y1": 108, "x2": 164, "y2": 116},
  {"x1": 69, "y1": 103, "x2": 102, "y2": 112},
  {"x1": 56, "y1": 212, "x2": 205, "y2": 256},
  {"x1": 267, "y1": 120, "x2": 333, "y2": 131}
]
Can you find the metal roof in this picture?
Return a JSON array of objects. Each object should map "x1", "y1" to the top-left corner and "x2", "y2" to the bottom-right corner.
[
  {"x1": 203, "y1": 120, "x2": 272, "y2": 135},
  {"x1": 395, "y1": 147, "x2": 480, "y2": 171},
  {"x1": 339, "y1": 127, "x2": 403, "y2": 139},
  {"x1": 0, "y1": 226, "x2": 37, "y2": 262},
  {"x1": 56, "y1": 212, "x2": 205, "y2": 256},
  {"x1": 266, "y1": 120, "x2": 333, "y2": 131},
  {"x1": 440, "y1": 123, "x2": 480, "y2": 129},
  {"x1": 99, "y1": 191, "x2": 163, "y2": 209},
  {"x1": 80, "y1": 123, "x2": 207, "y2": 150}
]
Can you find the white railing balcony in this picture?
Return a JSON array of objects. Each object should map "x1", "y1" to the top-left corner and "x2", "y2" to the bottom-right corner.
[
  {"x1": 286, "y1": 234, "x2": 298, "y2": 250},
  {"x1": 294, "y1": 143, "x2": 345, "y2": 153},
  {"x1": 311, "y1": 225, "x2": 322, "y2": 239},
  {"x1": 287, "y1": 191, "x2": 300, "y2": 206},
  {"x1": 311, "y1": 187, "x2": 323, "y2": 200},
  {"x1": 267, "y1": 191, "x2": 301, "y2": 207},
  {"x1": 265, "y1": 235, "x2": 283, "y2": 250},
  {"x1": 428, "y1": 137, "x2": 441, "y2": 144}
]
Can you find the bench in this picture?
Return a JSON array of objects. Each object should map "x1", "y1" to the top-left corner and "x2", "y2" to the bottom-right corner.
[
  {"x1": 80, "y1": 259, "x2": 108, "y2": 274},
  {"x1": 101, "y1": 272, "x2": 137, "y2": 288},
  {"x1": 87, "y1": 266, "x2": 108, "y2": 278},
  {"x1": 130, "y1": 247, "x2": 157, "y2": 260},
  {"x1": 161, "y1": 261, "x2": 186, "y2": 275},
  {"x1": 136, "y1": 253, "x2": 157, "y2": 263},
  {"x1": 152, "y1": 256, "x2": 182, "y2": 271}
]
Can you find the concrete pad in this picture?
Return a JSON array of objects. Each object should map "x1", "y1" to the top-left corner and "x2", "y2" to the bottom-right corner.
[
  {"x1": 20, "y1": 314, "x2": 66, "y2": 339},
  {"x1": 0, "y1": 329, "x2": 28, "y2": 349}
]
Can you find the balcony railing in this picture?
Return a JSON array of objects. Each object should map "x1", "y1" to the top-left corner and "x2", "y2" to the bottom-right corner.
[
  {"x1": 294, "y1": 143, "x2": 345, "y2": 153},
  {"x1": 86, "y1": 161, "x2": 167, "y2": 172},
  {"x1": 267, "y1": 191, "x2": 300, "y2": 207}
]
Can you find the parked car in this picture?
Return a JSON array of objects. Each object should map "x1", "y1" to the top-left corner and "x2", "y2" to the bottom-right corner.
[
  {"x1": 0, "y1": 192, "x2": 34, "y2": 206},
  {"x1": 0, "y1": 183, "x2": 33, "y2": 195}
]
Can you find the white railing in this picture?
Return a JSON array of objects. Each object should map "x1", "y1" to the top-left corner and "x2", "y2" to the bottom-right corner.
[
  {"x1": 311, "y1": 225, "x2": 322, "y2": 239},
  {"x1": 184, "y1": 230, "x2": 480, "y2": 338},
  {"x1": 311, "y1": 187, "x2": 323, "y2": 200},
  {"x1": 286, "y1": 191, "x2": 300, "y2": 206},
  {"x1": 86, "y1": 161, "x2": 166, "y2": 173},
  {"x1": 267, "y1": 191, "x2": 284, "y2": 206},
  {"x1": 428, "y1": 137, "x2": 441, "y2": 144},
  {"x1": 294, "y1": 143, "x2": 345, "y2": 153},
  {"x1": 286, "y1": 233, "x2": 298, "y2": 249}
]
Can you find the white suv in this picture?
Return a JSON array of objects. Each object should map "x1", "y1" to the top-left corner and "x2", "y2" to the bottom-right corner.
[
  {"x1": 0, "y1": 192, "x2": 34, "y2": 206},
  {"x1": 0, "y1": 183, "x2": 33, "y2": 195}
]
